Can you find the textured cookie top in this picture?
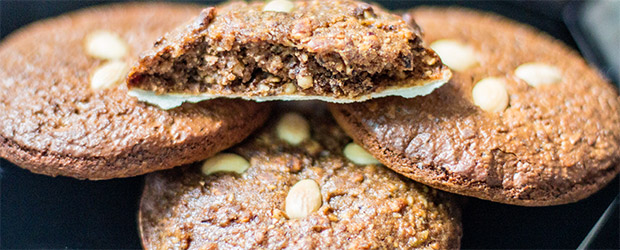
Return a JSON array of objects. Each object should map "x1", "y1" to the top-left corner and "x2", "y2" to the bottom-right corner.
[
  {"x1": 0, "y1": 3, "x2": 271, "y2": 179},
  {"x1": 139, "y1": 104, "x2": 461, "y2": 249},
  {"x1": 330, "y1": 8, "x2": 620, "y2": 206},
  {"x1": 126, "y1": 0, "x2": 449, "y2": 108}
]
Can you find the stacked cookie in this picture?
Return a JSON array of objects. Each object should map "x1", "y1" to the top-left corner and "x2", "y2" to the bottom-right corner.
[
  {"x1": 0, "y1": 3, "x2": 271, "y2": 180},
  {"x1": 0, "y1": 0, "x2": 618, "y2": 249},
  {"x1": 140, "y1": 105, "x2": 461, "y2": 249},
  {"x1": 331, "y1": 7, "x2": 620, "y2": 206}
]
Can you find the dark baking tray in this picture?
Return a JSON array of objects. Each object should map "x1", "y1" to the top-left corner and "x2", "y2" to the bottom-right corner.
[{"x1": 1, "y1": 1, "x2": 618, "y2": 249}]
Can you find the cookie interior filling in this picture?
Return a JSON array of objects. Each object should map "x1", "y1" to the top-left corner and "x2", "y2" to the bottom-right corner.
[{"x1": 129, "y1": 37, "x2": 446, "y2": 94}]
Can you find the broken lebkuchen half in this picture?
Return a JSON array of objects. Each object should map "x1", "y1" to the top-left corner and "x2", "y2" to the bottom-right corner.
[{"x1": 127, "y1": 0, "x2": 450, "y2": 109}]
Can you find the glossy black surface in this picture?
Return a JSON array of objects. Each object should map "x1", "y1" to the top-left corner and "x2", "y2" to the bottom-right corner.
[{"x1": 1, "y1": 1, "x2": 618, "y2": 249}]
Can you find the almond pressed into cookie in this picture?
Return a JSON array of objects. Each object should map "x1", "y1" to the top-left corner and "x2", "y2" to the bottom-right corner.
[
  {"x1": 0, "y1": 3, "x2": 271, "y2": 180},
  {"x1": 330, "y1": 7, "x2": 620, "y2": 206},
  {"x1": 139, "y1": 104, "x2": 461, "y2": 249}
]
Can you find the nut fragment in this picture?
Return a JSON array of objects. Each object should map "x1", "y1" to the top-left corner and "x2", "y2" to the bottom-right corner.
[
  {"x1": 514, "y1": 62, "x2": 563, "y2": 87},
  {"x1": 201, "y1": 153, "x2": 250, "y2": 175},
  {"x1": 472, "y1": 77, "x2": 509, "y2": 113},
  {"x1": 263, "y1": 0, "x2": 294, "y2": 13},
  {"x1": 257, "y1": 83, "x2": 270, "y2": 93},
  {"x1": 343, "y1": 142, "x2": 380, "y2": 165},
  {"x1": 296, "y1": 75, "x2": 313, "y2": 89},
  {"x1": 276, "y1": 112, "x2": 310, "y2": 145},
  {"x1": 430, "y1": 39, "x2": 478, "y2": 71},
  {"x1": 285, "y1": 179, "x2": 322, "y2": 219},
  {"x1": 90, "y1": 61, "x2": 129, "y2": 90},
  {"x1": 283, "y1": 82, "x2": 297, "y2": 94},
  {"x1": 84, "y1": 30, "x2": 128, "y2": 60}
]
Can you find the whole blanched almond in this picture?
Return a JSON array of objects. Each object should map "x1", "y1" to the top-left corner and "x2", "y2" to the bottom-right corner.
[
  {"x1": 276, "y1": 112, "x2": 310, "y2": 145},
  {"x1": 201, "y1": 153, "x2": 250, "y2": 175},
  {"x1": 472, "y1": 77, "x2": 509, "y2": 113},
  {"x1": 263, "y1": 0, "x2": 295, "y2": 13},
  {"x1": 514, "y1": 63, "x2": 563, "y2": 87},
  {"x1": 84, "y1": 30, "x2": 128, "y2": 60},
  {"x1": 285, "y1": 179, "x2": 322, "y2": 219},
  {"x1": 343, "y1": 142, "x2": 380, "y2": 165},
  {"x1": 90, "y1": 61, "x2": 129, "y2": 90},
  {"x1": 430, "y1": 39, "x2": 478, "y2": 72}
]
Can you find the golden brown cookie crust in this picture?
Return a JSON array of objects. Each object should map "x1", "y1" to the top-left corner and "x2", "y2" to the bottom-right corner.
[
  {"x1": 0, "y1": 3, "x2": 271, "y2": 180},
  {"x1": 139, "y1": 104, "x2": 461, "y2": 249},
  {"x1": 329, "y1": 7, "x2": 620, "y2": 206}
]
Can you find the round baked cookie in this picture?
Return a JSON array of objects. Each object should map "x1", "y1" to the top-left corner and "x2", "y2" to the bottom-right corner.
[
  {"x1": 0, "y1": 3, "x2": 271, "y2": 180},
  {"x1": 329, "y1": 7, "x2": 620, "y2": 206},
  {"x1": 139, "y1": 104, "x2": 461, "y2": 249}
]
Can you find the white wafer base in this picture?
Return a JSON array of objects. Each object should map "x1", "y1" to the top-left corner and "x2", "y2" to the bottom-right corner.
[{"x1": 128, "y1": 70, "x2": 451, "y2": 110}]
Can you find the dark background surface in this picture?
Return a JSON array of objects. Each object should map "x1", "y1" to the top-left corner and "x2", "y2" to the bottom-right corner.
[{"x1": 1, "y1": 0, "x2": 618, "y2": 249}]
